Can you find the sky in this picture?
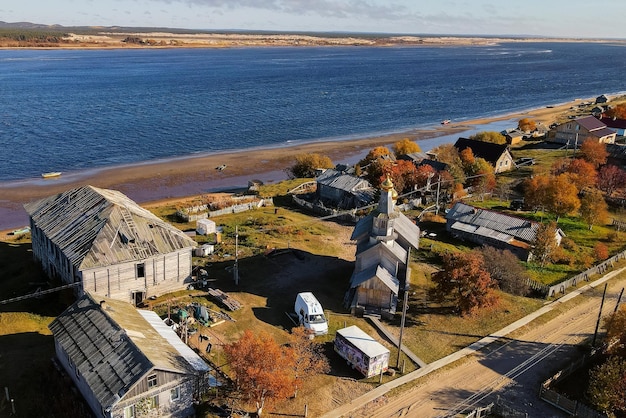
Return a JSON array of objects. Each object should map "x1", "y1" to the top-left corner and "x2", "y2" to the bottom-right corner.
[{"x1": 2, "y1": 0, "x2": 626, "y2": 39}]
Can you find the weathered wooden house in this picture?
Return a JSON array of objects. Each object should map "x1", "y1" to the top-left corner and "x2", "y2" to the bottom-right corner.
[
  {"x1": 445, "y1": 202, "x2": 564, "y2": 261},
  {"x1": 600, "y1": 116, "x2": 626, "y2": 137},
  {"x1": 453, "y1": 138, "x2": 514, "y2": 173},
  {"x1": 24, "y1": 185, "x2": 196, "y2": 305},
  {"x1": 346, "y1": 177, "x2": 420, "y2": 318},
  {"x1": 552, "y1": 115, "x2": 616, "y2": 145},
  {"x1": 316, "y1": 169, "x2": 375, "y2": 209},
  {"x1": 49, "y1": 293, "x2": 210, "y2": 418}
]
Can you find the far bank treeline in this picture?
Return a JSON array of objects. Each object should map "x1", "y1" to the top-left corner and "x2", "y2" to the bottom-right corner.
[{"x1": 0, "y1": 28, "x2": 70, "y2": 46}]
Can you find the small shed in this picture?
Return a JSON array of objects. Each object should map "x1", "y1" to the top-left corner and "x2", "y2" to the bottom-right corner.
[
  {"x1": 194, "y1": 244, "x2": 215, "y2": 257},
  {"x1": 196, "y1": 218, "x2": 216, "y2": 235}
]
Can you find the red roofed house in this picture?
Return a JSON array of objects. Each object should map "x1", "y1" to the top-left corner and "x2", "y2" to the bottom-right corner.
[{"x1": 553, "y1": 115, "x2": 616, "y2": 146}]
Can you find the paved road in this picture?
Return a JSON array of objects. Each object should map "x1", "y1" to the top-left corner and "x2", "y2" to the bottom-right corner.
[{"x1": 321, "y1": 267, "x2": 626, "y2": 418}]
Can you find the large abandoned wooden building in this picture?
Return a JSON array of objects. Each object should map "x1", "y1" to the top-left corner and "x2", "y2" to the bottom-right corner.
[
  {"x1": 49, "y1": 293, "x2": 210, "y2": 418},
  {"x1": 24, "y1": 185, "x2": 196, "y2": 305},
  {"x1": 346, "y1": 177, "x2": 420, "y2": 318}
]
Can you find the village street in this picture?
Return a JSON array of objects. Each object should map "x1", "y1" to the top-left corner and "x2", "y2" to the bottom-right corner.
[{"x1": 322, "y1": 268, "x2": 626, "y2": 418}]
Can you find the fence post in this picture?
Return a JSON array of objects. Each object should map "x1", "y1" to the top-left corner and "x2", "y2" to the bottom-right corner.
[{"x1": 304, "y1": 404, "x2": 308, "y2": 417}]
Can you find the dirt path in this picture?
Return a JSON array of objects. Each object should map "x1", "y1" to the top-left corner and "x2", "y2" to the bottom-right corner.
[{"x1": 335, "y1": 271, "x2": 626, "y2": 418}]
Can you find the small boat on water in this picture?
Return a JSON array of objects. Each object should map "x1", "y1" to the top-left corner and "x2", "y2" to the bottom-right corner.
[
  {"x1": 441, "y1": 119, "x2": 451, "y2": 125},
  {"x1": 10, "y1": 226, "x2": 30, "y2": 236},
  {"x1": 41, "y1": 172, "x2": 62, "y2": 178}
]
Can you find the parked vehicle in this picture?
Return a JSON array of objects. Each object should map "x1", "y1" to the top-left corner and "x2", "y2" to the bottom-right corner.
[
  {"x1": 334, "y1": 325, "x2": 389, "y2": 378},
  {"x1": 294, "y1": 292, "x2": 328, "y2": 336}
]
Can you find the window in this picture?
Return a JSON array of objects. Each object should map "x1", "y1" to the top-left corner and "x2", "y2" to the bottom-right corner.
[
  {"x1": 147, "y1": 373, "x2": 157, "y2": 388},
  {"x1": 149, "y1": 395, "x2": 159, "y2": 409},
  {"x1": 170, "y1": 386, "x2": 181, "y2": 401},
  {"x1": 123, "y1": 405, "x2": 135, "y2": 418},
  {"x1": 136, "y1": 263, "x2": 145, "y2": 278}
]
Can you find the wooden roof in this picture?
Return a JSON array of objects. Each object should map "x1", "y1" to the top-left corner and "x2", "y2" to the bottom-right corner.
[
  {"x1": 24, "y1": 185, "x2": 196, "y2": 270},
  {"x1": 49, "y1": 293, "x2": 208, "y2": 411}
]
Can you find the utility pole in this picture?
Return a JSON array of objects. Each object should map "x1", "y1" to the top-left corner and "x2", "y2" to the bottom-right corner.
[
  {"x1": 234, "y1": 225, "x2": 239, "y2": 285},
  {"x1": 592, "y1": 283, "x2": 608, "y2": 347},
  {"x1": 435, "y1": 174, "x2": 441, "y2": 215},
  {"x1": 397, "y1": 250, "x2": 410, "y2": 368}
]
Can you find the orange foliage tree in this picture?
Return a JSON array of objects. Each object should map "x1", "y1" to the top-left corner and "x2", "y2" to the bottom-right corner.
[
  {"x1": 382, "y1": 159, "x2": 419, "y2": 194},
  {"x1": 224, "y1": 330, "x2": 294, "y2": 416},
  {"x1": 545, "y1": 174, "x2": 581, "y2": 221},
  {"x1": 518, "y1": 118, "x2": 537, "y2": 132},
  {"x1": 579, "y1": 139, "x2": 608, "y2": 168},
  {"x1": 605, "y1": 103, "x2": 626, "y2": 119},
  {"x1": 580, "y1": 188, "x2": 609, "y2": 231},
  {"x1": 565, "y1": 158, "x2": 598, "y2": 190},
  {"x1": 431, "y1": 251, "x2": 499, "y2": 316},
  {"x1": 414, "y1": 164, "x2": 436, "y2": 189},
  {"x1": 392, "y1": 138, "x2": 422, "y2": 156},
  {"x1": 532, "y1": 221, "x2": 560, "y2": 267},
  {"x1": 523, "y1": 174, "x2": 551, "y2": 211},
  {"x1": 288, "y1": 153, "x2": 334, "y2": 178}
]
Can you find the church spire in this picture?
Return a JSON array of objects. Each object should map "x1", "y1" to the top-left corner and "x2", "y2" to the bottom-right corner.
[{"x1": 378, "y1": 174, "x2": 397, "y2": 215}]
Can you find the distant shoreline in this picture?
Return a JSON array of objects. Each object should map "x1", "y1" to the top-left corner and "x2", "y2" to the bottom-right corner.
[{"x1": 2, "y1": 31, "x2": 625, "y2": 50}]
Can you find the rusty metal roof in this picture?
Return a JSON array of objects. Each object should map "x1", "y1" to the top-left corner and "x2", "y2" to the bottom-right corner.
[
  {"x1": 24, "y1": 185, "x2": 196, "y2": 270},
  {"x1": 49, "y1": 293, "x2": 207, "y2": 411},
  {"x1": 446, "y1": 202, "x2": 539, "y2": 243}
]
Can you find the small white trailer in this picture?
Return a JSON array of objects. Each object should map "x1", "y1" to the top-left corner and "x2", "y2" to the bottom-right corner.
[{"x1": 334, "y1": 325, "x2": 389, "y2": 378}]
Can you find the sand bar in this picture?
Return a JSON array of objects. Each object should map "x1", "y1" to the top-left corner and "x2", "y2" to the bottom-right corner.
[{"x1": 0, "y1": 99, "x2": 583, "y2": 231}]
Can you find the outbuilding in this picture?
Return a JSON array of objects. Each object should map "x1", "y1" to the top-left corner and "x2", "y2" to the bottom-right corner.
[
  {"x1": 334, "y1": 325, "x2": 389, "y2": 378},
  {"x1": 196, "y1": 218, "x2": 217, "y2": 235}
]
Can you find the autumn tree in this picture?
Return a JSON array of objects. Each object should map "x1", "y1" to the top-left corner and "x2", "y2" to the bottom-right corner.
[
  {"x1": 469, "y1": 131, "x2": 507, "y2": 145},
  {"x1": 287, "y1": 153, "x2": 334, "y2": 178},
  {"x1": 605, "y1": 305, "x2": 626, "y2": 357},
  {"x1": 431, "y1": 251, "x2": 499, "y2": 316},
  {"x1": 468, "y1": 158, "x2": 496, "y2": 199},
  {"x1": 598, "y1": 165, "x2": 626, "y2": 196},
  {"x1": 224, "y1": 330, "x2": 294, "y2": 416},
  {"x1": 287, "y1": 327, "x2": 330, "y2": 398},
  {"x1": 523, "y1": 174, "x2": 551, "y2": 212},
  {"x1": 360, "y1": 146, "x2": 393, "y2": 187},
  {"x1": 383, "y1": 159, "x2": 418, "y2": 193},
  {"x1": 605, "y1": 103, "x2": 626, "y2": 119},
  {"x1": 594, "y1": 242, "x2": 609, "y2": 261},
  {"x1": 392, "y1": 138, "x2": 421, "y2": 156},
  {"x1": 580, "y1": 188, "x2": 609, "y2": 230},
  {"x1": 430, "y1": 143, "x2": 466, "y2": 184},
  {"x1": 587, "y1": 356, "x2": 626, "y2": 415},
  {"x1": 564, "y1": 158, "x2": 598, "y2": 190},
  {"x1": 579, "y1": 139, "x2": 608, "y2": 168},
  {"x1": 360, "y1": 146, "x2": 392, "y2": 167},
  {"x1": 545, "y1": 173, "x2": 580, "y2": 221},
  {"x1": 518, "y1": 118, "x2": 537, "y2": 132},
  {"x1": 414, "y1": 164, "x2": 436, "y2": 190},
  {"x1": 479, "y1": 246, "x2": 530, "y2": 296},
  {"x1": 531, "y1": 221, "x2": 559, "y2": 267}
]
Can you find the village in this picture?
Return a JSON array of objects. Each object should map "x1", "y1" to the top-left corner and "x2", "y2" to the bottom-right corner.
[{"x1": 3, "y1": 94, "x2": 626, "y2": 418}]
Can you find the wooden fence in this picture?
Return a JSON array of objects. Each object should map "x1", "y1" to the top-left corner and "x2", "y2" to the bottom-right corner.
[
  {"x1": 546, "y1": 249, "x2": 626, "y2": 298},
  {"x1": 539, "y1": 349, "x2": 607, "y2": 418},
  {"x1": 177, "y1": 197, "x2": 273, "y2": 222}
]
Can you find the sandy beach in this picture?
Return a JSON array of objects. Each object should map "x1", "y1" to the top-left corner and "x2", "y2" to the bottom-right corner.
[{"x1": 0, "y1": 99, "x2": 585, "y2": 231}]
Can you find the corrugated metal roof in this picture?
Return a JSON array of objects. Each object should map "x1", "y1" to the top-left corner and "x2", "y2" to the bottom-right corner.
[
  {"x1": 316, "y1": 169, "x2": 372, "y2": 192},
  {"x1": 24, "y1": 185, "x2": 196, "y2": 270},
  {"x1": 446, "y1": 202, "x2": 539, "y2": 243},
  {"x1": 589, "y1": 127, "x2": 617, "y2": 139},
  {"x1": 336, "y1": 325, "x2": 390, "y2": 358},
  {"x1": 49, "y1": 294, "x2": 207, "y2": 410}
]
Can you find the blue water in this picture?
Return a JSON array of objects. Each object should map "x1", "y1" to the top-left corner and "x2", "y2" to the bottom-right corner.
[{"x1": 1, "y1": 42, "x2": 626, "y2": 182}]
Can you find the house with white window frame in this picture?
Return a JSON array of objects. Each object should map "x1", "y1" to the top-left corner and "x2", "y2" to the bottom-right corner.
[{"x1": 49, "y1": 293, "x2": 210, "y2": 418}]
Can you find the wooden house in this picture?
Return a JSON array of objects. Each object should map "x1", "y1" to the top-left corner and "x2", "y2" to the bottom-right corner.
[
  {"x1": 445, "y1": 202, "x2": 564, "y2": 261},
  {"x1": 552, "y1": 116, "x2": 616, "y2": 145},
  {"x1": 346, "y1": 177, "x2": 420, "y2": 318},
  {"x1": 600, "y1": 116, "x2": 626, "y2": 137},
  {"x1": 501, "y1": 129, "x2": 526, "y2": 145},
  {"x1": 49, "y1": 293, "x2": 210, "y2": 418},
  {"x1": 24, "y1": 185, "x2": 196, "y2": 305},
  {"x1": 316, "y1": 169, "x2": 375, "y2": 209},
  {"x1": 453, "y1": 138, "x2": 514, "y2": 173}
]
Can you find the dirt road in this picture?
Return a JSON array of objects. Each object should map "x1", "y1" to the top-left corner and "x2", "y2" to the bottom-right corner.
[{"x1": 337, "y1": 270, "x2": 626, "y2": 418}]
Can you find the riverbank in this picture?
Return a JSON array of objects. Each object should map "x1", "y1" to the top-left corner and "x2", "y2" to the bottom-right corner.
[{"x1": 0, "y1": 98, "x2": 588, "y2": 231}]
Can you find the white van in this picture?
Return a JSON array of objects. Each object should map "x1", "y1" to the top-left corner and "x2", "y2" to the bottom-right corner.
[{"x1": 294, "y1": 292, "x2": 328, "y2": 336}]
